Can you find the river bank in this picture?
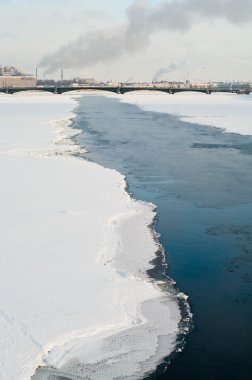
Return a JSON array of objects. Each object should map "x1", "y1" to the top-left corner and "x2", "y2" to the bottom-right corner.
[{"x1": 0, "y1": 93, "x2": 181, "y2": 380}]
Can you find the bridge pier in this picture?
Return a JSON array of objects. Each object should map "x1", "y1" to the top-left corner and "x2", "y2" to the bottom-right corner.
[{"x1": 3, "y1": 88, "x2": 14, "y2": 94}]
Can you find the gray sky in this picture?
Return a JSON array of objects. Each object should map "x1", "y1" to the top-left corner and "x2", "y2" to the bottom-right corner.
[{"x1": 0, "y1": 0, "x2": 252, "y2": 82}]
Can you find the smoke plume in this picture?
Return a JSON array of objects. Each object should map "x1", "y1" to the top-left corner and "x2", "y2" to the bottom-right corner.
[
  {"x1": 153, "y1": 62, "x2": 186, "y2": 82},
  {"x1": 39, "y1": 0, "x2": 252, "y2": 74}
]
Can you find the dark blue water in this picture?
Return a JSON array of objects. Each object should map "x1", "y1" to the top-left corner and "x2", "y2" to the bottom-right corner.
[{"x1": 74, "y1": 95, "x2": 252, "y2": 380}]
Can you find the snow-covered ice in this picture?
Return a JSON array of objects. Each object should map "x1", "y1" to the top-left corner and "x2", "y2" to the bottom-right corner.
[
  {"x1": 0, "y1": 94, "x2": 181, "y2": 380},
  {"x1": 119, "y1": 92, "x2": 252, "y2": 136}
]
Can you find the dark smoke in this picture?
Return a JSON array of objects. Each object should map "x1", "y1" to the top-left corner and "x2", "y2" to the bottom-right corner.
[
  {"x1": 39, "y1": 0, "x2": 252, "y2": 74},
  {"x1": 153, "y1": 62, "x2": 186, "y2": 82}
]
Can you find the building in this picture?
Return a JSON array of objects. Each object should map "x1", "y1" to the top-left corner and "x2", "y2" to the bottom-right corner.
[
  {"x1": 73, "y1": 77, "x2": 96, "y2": 85},
  {"x1": 0, "y1": 65, "x2": 37, "y2": 88}
]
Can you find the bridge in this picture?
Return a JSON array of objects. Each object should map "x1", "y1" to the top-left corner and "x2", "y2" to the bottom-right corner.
[{"x1": 0, "y1": 86, "x2": 250, "y2": 95}]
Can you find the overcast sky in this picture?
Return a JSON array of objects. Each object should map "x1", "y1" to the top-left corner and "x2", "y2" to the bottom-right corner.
[{"x1": 0, "y1": 0, "x2": 252, "y2": 82}]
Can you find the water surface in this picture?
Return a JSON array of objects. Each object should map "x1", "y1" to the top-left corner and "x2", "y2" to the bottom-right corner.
[{"x1": 74, "y1": 95, "x2": 252, "y2": 380}]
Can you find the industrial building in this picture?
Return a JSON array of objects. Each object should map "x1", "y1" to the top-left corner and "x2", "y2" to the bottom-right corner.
[{"x1": 0, "y1": 65, "x2": 37, "y2": 88}]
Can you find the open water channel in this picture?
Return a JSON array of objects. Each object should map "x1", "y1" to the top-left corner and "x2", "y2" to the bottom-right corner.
[{"x1": 73, "y1": 95, "x2": 252, "y2": 380}]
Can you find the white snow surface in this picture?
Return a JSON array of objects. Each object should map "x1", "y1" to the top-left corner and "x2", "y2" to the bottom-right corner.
[
  {"x1": 119, "y1": 92, "x2": 252, "y2": 136},
  {"x1": 0, "y1": 94, "x2": 180, "y2": 380}
]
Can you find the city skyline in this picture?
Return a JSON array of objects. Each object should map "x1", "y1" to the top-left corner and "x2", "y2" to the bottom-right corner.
[{"x1": 0, "y1": 0, "x2": 252, "y2": 82}]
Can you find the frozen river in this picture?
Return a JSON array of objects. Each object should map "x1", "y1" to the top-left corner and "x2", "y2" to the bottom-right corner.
[{"x1": 0, "y1": 94, "x2": 181, "y2": 380}]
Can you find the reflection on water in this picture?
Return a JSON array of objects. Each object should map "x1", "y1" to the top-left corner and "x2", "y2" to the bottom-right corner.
[{"x1": 74, "y1": 96, "x2": 252, "y2": 380}]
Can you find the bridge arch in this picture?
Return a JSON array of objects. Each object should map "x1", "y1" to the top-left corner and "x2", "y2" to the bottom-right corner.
[
  {"x1": 0, "y1": 87, "x2": 56, "y2": 95},
  {"x1": 13, "y1": 89, "x2": 56, "y2": 95},
  {"x1": 120, "y1": 88, "x2": 171, "y2": 95},
  {"x1": 58, "y1": 87, "x2": 119, "y2": 95},
  {"x1": 174, "y1": 88, "x2": 211, "y2": 95},
  {"x1": 58, "y1": 88, "x2": 119, "y2": 95},
  {"x1": 173, "y1": 90, "x2": 209, "y2": 95}
]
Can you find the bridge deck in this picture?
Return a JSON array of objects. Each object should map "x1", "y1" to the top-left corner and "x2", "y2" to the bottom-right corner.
[{"x1": 0, "y1": 86, "x2": 249, "y2": 95}]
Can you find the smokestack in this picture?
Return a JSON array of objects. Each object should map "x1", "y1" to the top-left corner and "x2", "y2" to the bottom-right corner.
[
  {"x1": 61, "y1": 69, "x2": 64, "y2": 82},
  {"x1": 36, "y1": 67, "x2": 38, "y2": 79}
]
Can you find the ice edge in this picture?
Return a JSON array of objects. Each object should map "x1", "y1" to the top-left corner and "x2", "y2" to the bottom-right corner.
[{"x1": 32, "y1": 95, "x2": 192, "y2": 380}]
